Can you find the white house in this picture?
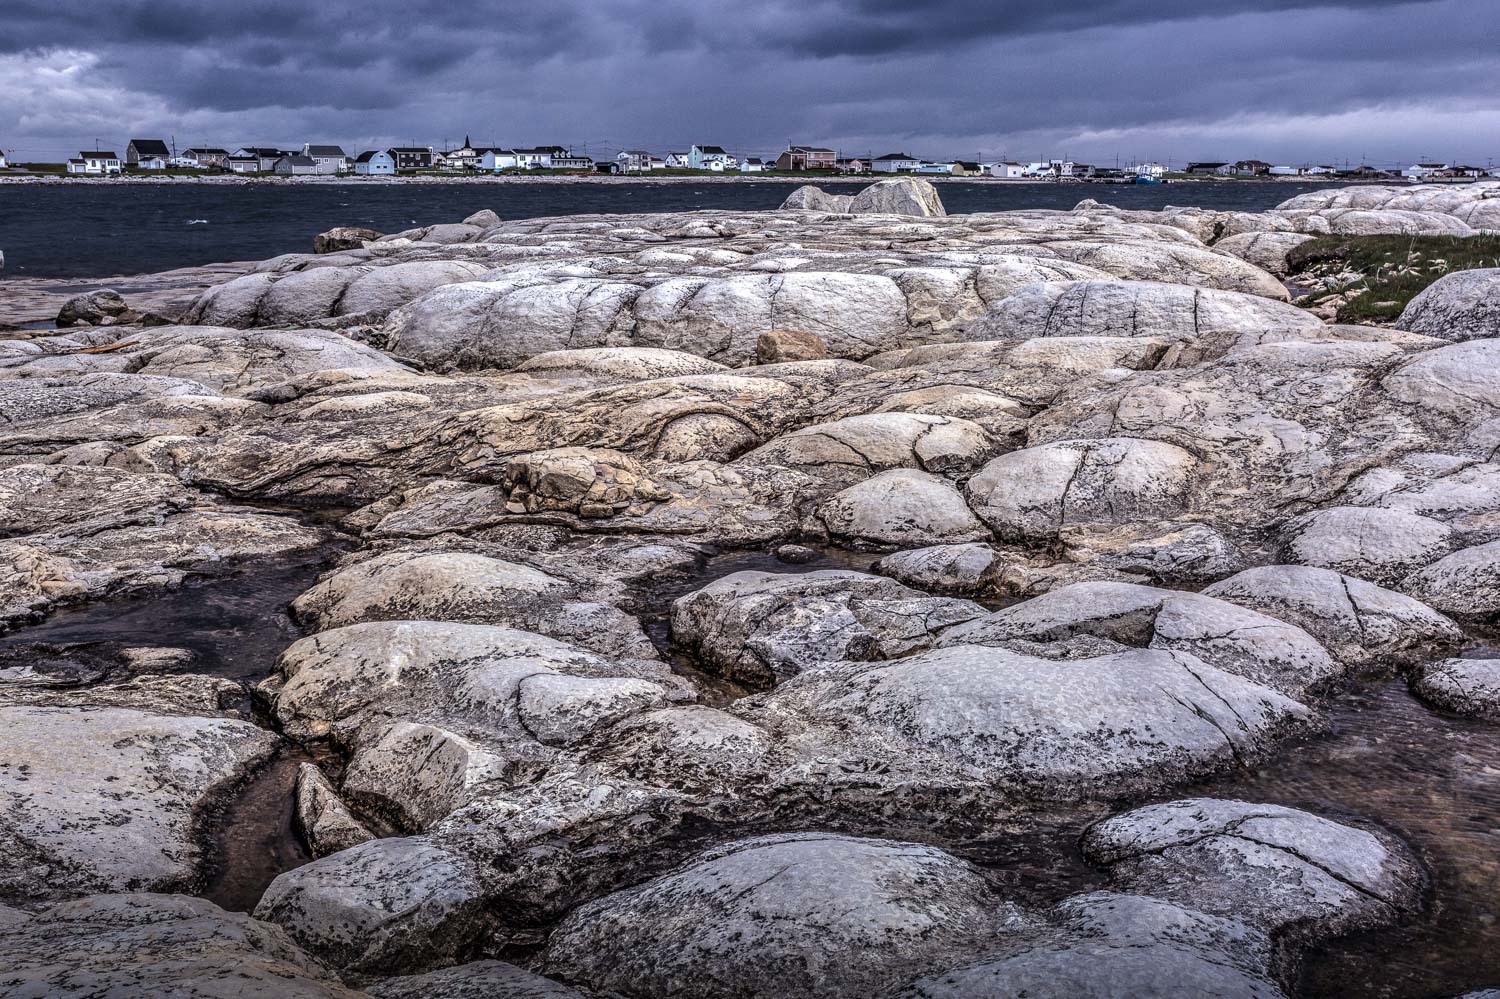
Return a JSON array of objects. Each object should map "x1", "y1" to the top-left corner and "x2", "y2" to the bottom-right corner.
[
  {"x1": 443, "y1": 137, "x2": 480, "y2": 170},
  {"x1": 480, "y1": 149, "x2": 519, "y2": 171},
  {"x1": 353, "y1": 150, "x2": 396, "y2": 175},
  {"x1": 136, "y1": 155, "x2": 169, "y2": 170},
  {"x1": 873, "y1": 152, "x2": 921, "y2": 173},
  {"x1": 551, "y1": 151, "x2": 593, "y2": 170},
  {"x1": 915, "y1": 161, "x2": 954, "y2": 175},
  {"x1": 616, "y1": 150, "x2": 654, "y2": 173},
  {"x1": 1268, "y1": 165, "x2": 1300, "y2": 177},
  {"x1": 1301, "y1": 165, "x2": 1338, "y2": 176},
  {"x1": 688, "y1": 144, "x2": 733, "y2": 170},
  {"x1": 1134, "y1": 162, "x2": 1167, "y2": 179},
  {"x1": 66, "y1": 151, "x2": 122, "y2": 175},
  {"x1": 1403, "y1": 162, "x2": 1448, "y2": 179},
  {"x1": 664, "y1": 151, "x2": 689, "y2": 169},
  {"x1": 987, "y1": 161, "x2": 1026, "y2": 179},
  {"x1": 0, "y1": 150, "x2": 8, "y2": 169},
  {"x1": 302, "y1": 144, "x2": 349, "y2": 174},
  {"x1": 507, "y1": 148, "x2": 552, "y2": 169},
  {"x1": 740, "y1": 157, "x2": 766, "y2": 173}
]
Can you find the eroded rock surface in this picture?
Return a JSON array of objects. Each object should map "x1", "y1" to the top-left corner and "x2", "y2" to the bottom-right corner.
[{"x1": 9, "y1": 182, "x2": 1499, "y2": 997}]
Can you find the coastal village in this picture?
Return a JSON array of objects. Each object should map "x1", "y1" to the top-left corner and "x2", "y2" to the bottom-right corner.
[{"x1": 5, "y1": 137, "x2": 1494, "y2": 182}]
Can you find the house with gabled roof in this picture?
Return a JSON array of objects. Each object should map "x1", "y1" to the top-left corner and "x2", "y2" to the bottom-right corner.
[
  {"x1": 776, "y1": 145, "x2": 836, "y2": 171},
  {"x1": 67, "y1": 151, "x2": 122, "y2": 175},
  {"x1": 301, "y1": 144, "x2": 349, "y2": 174},
  {"x1": 354, "y1": 150, "x2": 395, "y2": 175},
  {"x1": 872, "y1": 152, "x2": 920, "y2": 173},
  {"x1": 688, "y1": 144, "x2": 733, "y2": 171},
  {"x1": 126, "y1": 139, "x2": 171, "y2": 167}
]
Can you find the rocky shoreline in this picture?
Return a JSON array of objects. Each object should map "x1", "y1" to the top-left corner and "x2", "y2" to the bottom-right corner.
[
  {"x1": 2, "y1": 177, "x2": 1500, "y2": 997},
  {"x1": 0, "y1": 171, "x2": 1368, "y2": 187}
]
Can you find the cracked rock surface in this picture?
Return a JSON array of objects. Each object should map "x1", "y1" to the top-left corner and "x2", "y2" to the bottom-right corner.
[{"x1": 7, "y1": 179, "x2": 1500, "y2": 997}]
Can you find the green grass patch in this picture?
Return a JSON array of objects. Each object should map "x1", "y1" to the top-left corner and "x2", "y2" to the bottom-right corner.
[{"x1": 1286, "y1": 233, "x2": 1500, "y2": 324}]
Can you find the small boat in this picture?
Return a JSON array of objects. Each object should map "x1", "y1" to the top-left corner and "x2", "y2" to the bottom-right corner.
[{"x1": 1134, "y1": 175, "x2": 1164, "y2": 185}]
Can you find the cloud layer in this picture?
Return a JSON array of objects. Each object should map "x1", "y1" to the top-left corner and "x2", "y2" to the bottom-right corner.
[{"x1": 2, "y1": 0, "x2": 1496, "y2": 167}]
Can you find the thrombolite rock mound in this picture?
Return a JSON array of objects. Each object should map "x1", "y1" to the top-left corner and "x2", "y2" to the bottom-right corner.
[{"x1": 8, "y1": 182, "x2": 1500, "y2": 996}]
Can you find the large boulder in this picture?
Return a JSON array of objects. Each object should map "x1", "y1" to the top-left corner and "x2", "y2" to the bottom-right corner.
[
  {"x1": 1402, "y1": 541, "x2": 1500, "y2": 618},
  {"x1": 965, "y1": 438, "x2": 1200, "y2": 542},
  {"x1": 0, "y1": 893, "x2": 360, "y2": 997},
  {"x1": 744, "y1": 644, "x2": 1309, "y2": 804},
  {"x1": 1083, "y1": 798, "x2": 1424, "y2": 941},
  {"x1": 254, "y1": 836, "x2": 490, "y2": 972},
  {"x1": 817, "y1": 468, "x2": 991, "y2": 547},
  {"x1": 0, "y1": 705, "x2": 278, "y2": 908},
  {"x1": 289, "y1": 549, "x2": 655, "y2": 660},
  {"x1": 1410, "y1": 658, "x2": 1500, "y2": 720},
  {"x1": 848, "y1": 177, "x2": 947, "y2": 217},
  {"x1": 904, "y1": 892, "x2": 1284, "y2": 999},
  {"x1": 313, "y1": 226, "x2": 381, "y2": 254},
  {"x1": 965, "y1": 280, "x2": 1315, "y2": 346},
  {"x1": 780, "y1": 185, "x2": 853, "y2": 212},
  {"x1": 1280, "y1": 506, "x2": 1456, "y2": 586},
  {"x1": 671, "y1": 569, "x2": 985, "y2": 687},
  {"x1": 738, "y1": 412, "x2": 995, "y2": 489},
  {"x1": 1202, "y1": 565, "x2": 1462, "y2": 669},
  {"x1": 273, "y1": 621, "x2": 684, "y2": 827},
  {"x1": 1396, "y1": 268, "x2": 1500, "y2": 342},
  {"x1": 939, "y1": 581, "x2": 1342, "y2": 700},
  {"x1": 542, "y1": 833, "x2": 1028, "y2": 999},
  {"x1": 56, "y1": 288, "x2": 140, "y2": 327}
]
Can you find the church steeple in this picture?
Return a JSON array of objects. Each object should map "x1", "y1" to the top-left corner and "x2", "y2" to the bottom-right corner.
[{"x1": 464, "y1": 134, "x2": 472, "y2": 149}]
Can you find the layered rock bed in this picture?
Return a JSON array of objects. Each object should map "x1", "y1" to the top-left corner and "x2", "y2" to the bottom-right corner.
[{"x1": 2, "y1": 178, "x2": 1500, "y2": 997}]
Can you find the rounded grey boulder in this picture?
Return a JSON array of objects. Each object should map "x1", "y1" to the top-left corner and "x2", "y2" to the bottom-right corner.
[{"x1": 542, "y1": 832, "x2": 1030, "y2": 999}]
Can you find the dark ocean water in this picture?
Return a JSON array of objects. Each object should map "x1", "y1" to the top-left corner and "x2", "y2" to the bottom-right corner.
[{"x1": 0, "y1": 180, "x2": 1350, "y2": 280}]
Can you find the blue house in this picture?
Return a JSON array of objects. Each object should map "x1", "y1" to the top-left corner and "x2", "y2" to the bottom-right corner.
[{"x1": 354, "y1": 150, "x2": 396, "y2": 175}]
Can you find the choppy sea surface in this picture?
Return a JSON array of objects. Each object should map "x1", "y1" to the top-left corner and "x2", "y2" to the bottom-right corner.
[{"x1": 0, "y1": 180, "x2": 1352, "y2": 279}]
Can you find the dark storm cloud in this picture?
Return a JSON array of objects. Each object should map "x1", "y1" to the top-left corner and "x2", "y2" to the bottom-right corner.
[{"x1": 2, "y1": 0, "x2": 1497, "y2": 166}]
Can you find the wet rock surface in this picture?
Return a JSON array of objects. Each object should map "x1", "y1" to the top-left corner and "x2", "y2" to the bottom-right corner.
[{"x1": 5, "y1": 180, "x2": 1500, "y2": 998}]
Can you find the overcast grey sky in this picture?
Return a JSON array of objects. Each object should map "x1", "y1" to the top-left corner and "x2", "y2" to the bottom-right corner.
[{"x1": 3, "y1": 0, "x2": 1497, "y2": 167}]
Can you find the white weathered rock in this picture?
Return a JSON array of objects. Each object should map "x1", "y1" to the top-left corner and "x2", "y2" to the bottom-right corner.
[
  {"x1": 1280, "y1": 506, "x2": 1456, "y2": 586},
  {"x1": 847, "y1": 177, "x2": 947, "y2": 217},
  {"x1": 873, "y1": 542, "x2": 1006, "y2": 595},
  {"x1": 1083, "y1": 798, "x2": 1424, "y2": 940},
  {"x1": 543, "y1": 833, "x2": 1028, "y2": 999},
  {"x1": 817, "y1": 468, "x2": 991, "y2": 546},
  {"x1": 290, "y1": 550, "x2": 655, "y2": 659},
  {"x1": 254, "y1": 836, "x2": 490, "y2": 972},
  {"x1": 1410, "y1": 658, "x2": 1500, "y2": 720},
  {"x1": 966, "y1": 438, "x2": 1200, "y2": 542},
  {"x1": 967, "y1": 281, "x2": 1314, "y2": 346},
  {"x1": 0, "y1": 706, "x2": 278, "y2": 908},
  {"x1": 903, "y1": 892, "x2": 1284, "y2": 999},
  {"x1": 1396, "y1": 268, "x2": 1500, "y2": 342},
  {"x1": 0, "y1": 893, "x2": 361, "y2": 998},
  {"x1": 1202, "y1": 565, "x2": 1462, "y2": 669},
  {"x1": 1402, "y1": 541, "x2": 1500, "y2": 618},
  {"x1": 1212, "y1": 231, "x2": 1317, "y2": 277},
  {"x1": 745, "y1": 644, "x2": 1309, "y2": 802},
  {"x1": 671, "y1": 569, "x2": 985, "y2": 687},
  {"x1": 939, "y1": 581, "x2": 1342, "y2": 700}
]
